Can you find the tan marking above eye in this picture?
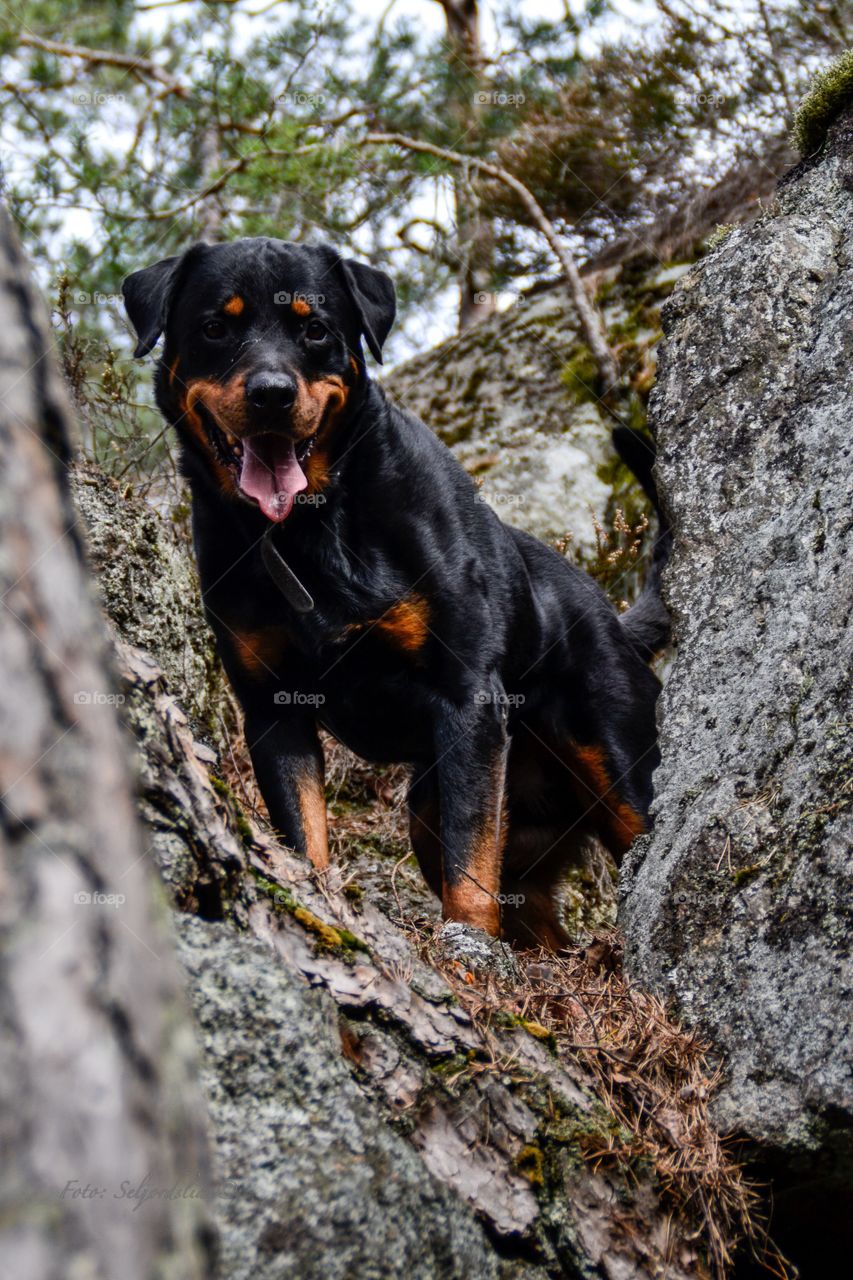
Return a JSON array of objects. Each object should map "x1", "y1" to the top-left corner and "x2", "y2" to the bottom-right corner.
[
  {"x1": 291, "y1": 298, "x2": 311, "y2": 317},
  {"x1": 223, "y1": 296, "x2": 244, "y2": 316}
]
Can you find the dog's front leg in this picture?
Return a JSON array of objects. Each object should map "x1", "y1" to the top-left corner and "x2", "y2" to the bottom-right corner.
[
  {"x1": 242, "y1": 706, "x2": 329, "y2": 870},
  {"x1": 433, "y1": 688, "x2": 509, "y2": 936}
]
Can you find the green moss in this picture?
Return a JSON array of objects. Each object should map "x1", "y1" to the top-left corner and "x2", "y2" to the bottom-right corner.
[
  {"x1": 539, "y1": 1102, "x2": 647, "y2": 1180},
  {"x1": 431, "y1": 1050, "x2": 475, "y2": 1080},
  {"x1": 561, "y1": 857, "x2": 618, "y2": 939},
  {"x1": 732, "y1": 864, "x2": 762, "y2": 889},
  {"x1": 492, "y1": 1008, "x2": 521, "y2": 1031},
  {"x1": 707, "y1": 223, "x2": 735, "y2": 250},
  {"x1": 559, "y1": 344, "x2": 600, "y2": 404},
  {"x1": 209, "y1": 774, "x2": 254, "y2": 846},
  {"x1": 343, "y1": 881, "x2": 365, "y2": 909},
  {"x1": 505, "y1": 1083, "x2": 652, "y2": 1213},
  {"x1": 519, "y1": 1019, "x2": 558, "y2": 1054},
  {"x1": 792, "y1": 49, "x2": 853, "y2": 155},
  {"x1": 249, "y1": 868, "x2": 371, "y2": 960}
]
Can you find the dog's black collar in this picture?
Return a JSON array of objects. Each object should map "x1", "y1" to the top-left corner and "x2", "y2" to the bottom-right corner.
[{"x1": 261, "y1": 527, "x2": 314, "y2": 613}]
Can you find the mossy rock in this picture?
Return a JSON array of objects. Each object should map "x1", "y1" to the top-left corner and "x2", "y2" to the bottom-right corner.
[
  {"x1": 792, "y1": 49, "x2": 853, "y2": 155},
  {"x1": 250, "y1": 869, "x2": 371, "y2": 961}
]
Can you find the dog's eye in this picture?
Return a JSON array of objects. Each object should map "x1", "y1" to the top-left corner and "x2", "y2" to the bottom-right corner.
[
  {"x1": 304, "y1": 319, "x2": 327, "y2": 343},
  {"x1": 203, "y1": 319, "x2": 227, "y2": 340}
]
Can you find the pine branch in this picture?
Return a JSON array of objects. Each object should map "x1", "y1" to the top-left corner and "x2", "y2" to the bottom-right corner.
[{"x1": 18, "y1": 33, "x2": 187, "y2": 98}]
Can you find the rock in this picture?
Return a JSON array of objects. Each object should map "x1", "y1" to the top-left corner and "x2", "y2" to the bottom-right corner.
[
  {"x1": 175, "y1": 915, "x2": 507, "y2": 1280},
  {"x1": 383, "y1": 265, "x2": 691, "y2": 550},
  {"x1": 434, "y1": 921, "x2": 522, "y2": 983},
  {"x1": 71, "y1": 463, "x2": 231, "y2": 752},
  {"x1": 619, "y1": 102, "x2": 853, "y2": 1257}
]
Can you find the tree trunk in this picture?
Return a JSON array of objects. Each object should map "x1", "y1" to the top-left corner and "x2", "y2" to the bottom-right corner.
[
  {"x1": 438, "y1": 0, "x2": 497, "y2": 329},
  {"x1": 0, "y1": 206, "x2": 214, "y2": 1280}
]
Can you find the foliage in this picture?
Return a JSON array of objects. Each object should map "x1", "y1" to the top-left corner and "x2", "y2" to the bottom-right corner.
[
  {"x1": 792, "y1": 46, "x2": 853, "y2": 154},
  {"x1": 2, "y1": 1, "x2": 851, "y2": 482}
]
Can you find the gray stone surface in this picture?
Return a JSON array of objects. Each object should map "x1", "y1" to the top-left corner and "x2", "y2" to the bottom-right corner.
[
  {"x1": 175, "y1": 914, "x2": 505, "y2": 1280},
  {"x1": 620, "y1": 109, "x2": 853, "y2": 1179},
  {"x1": 72, "y1": 463, "x2": 230, "y2": 751},
  {"x1": 383, "y1": 265, "x2": 690, "y2": 549}
]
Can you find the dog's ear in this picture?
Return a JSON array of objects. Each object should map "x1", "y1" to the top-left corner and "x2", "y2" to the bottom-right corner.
[
  {"x1": 122, "y1": 244, "x2": 207, "y2": 358},
  {"x1": 337, "y1": 257, "x2": 396, "y2": 364},
  {"x1": 122, "y1": 255, "x2": 180, "y2": 358}
]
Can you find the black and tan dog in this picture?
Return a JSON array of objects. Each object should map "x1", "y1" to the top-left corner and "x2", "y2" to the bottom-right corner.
[{"x1": 123, "y1": 238, "x2": 669, "y2": 948}]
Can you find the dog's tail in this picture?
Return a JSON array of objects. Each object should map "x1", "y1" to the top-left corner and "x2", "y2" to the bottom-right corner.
[{"x1": 612, "y1": 425, "x2": 672, "y2": 662}]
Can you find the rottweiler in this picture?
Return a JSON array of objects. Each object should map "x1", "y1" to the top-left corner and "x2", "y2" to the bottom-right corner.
[{"x1": 122, "y1": 238, "x2": 669, "y2": 948}]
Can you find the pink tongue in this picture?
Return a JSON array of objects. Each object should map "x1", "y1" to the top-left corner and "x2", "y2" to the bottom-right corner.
[{"x1": 239, "y1": 434, "x2": 307, "y2": 522}]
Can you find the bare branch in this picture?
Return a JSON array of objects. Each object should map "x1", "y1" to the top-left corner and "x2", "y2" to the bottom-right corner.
[
  {"x1": 358, "y1": 131, "x2": 620, "y2": 395},
  {"x1": 18, "y1": 33, "x2": 187, "y2": 98}
]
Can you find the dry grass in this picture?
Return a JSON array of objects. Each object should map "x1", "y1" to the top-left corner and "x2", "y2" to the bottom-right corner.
[
  {"x1": 555, "y1": 505, "x2": 651, "y2": 610},
  {"x1": 420, "y1": 928, "x2": 791, "y2": 1280}
]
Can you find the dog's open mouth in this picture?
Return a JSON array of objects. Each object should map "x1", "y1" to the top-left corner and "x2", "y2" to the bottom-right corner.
[
  {"x1": 240, "y1": 433, "x2": 313, "y2": 522},
  {"x1": 204, "y1": 414, "x2": 317, "y2": 522}
]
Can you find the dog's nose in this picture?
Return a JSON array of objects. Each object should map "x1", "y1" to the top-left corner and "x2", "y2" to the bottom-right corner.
[{"x1": 245, "y1": 372, "x2": 297, "y2": 412}]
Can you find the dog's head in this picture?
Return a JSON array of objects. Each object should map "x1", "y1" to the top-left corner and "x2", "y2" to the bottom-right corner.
[{"x1": 122, "y1": 239, "x2": 395, "y2": 520}]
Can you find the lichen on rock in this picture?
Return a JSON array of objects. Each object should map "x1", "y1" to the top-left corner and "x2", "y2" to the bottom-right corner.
[{"x1": 71, "y1": 462, "x2": 232, "y2": 753}]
